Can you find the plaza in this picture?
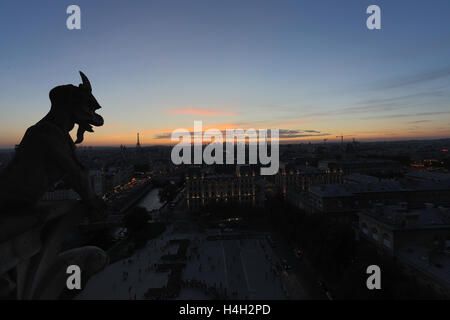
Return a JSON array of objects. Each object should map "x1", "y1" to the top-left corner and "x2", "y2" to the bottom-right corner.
[{"x1": 76, "y1": 222, "x2": 303, "y2": 300}]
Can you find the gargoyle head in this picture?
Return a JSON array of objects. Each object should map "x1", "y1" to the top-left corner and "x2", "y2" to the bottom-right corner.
[{"x1": 49, "y1": 71, "x2": 104, "y2": 144}]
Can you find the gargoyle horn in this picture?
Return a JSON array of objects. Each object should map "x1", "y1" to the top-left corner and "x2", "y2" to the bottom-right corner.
[{"x1": 79, "y1": 71, "x2": 92, "y2": 92}]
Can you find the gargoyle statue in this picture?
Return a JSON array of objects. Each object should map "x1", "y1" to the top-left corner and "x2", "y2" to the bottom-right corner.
[
  {"x1": 0, "y1": 72, "x2": 105, "y2": 218},
  {"x1": 0, "y1": 72, "x2": 109, "y2": 299}
]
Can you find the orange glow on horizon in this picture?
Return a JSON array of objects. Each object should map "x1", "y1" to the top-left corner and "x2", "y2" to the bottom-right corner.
[
  {"x1": 1, "y1": 122, "x2": 449, "y2": 148},
  {"x1": 76, "y1": 129, "x2": 450, "y2": 147}
]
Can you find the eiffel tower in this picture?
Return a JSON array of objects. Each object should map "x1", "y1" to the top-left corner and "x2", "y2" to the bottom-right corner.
[{"x1": 136, "y1": 132, "x2": 141, "y2": 149}]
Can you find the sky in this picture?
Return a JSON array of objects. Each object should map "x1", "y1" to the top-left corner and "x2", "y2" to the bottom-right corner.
[{"x1": 1, "y1": 0, "x2": 450, "y2": 147}]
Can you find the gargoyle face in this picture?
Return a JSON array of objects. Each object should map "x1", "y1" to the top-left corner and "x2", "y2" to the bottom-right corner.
[{"x1": 73, "y1": 72, "x2": 104, "y2": 144}]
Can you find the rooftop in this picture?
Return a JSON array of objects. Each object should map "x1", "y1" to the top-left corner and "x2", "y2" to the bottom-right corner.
[
  {"x1": 406, "y1": 169, "x2": 450, "y2": 184},
  {"x1": 310, "y1": 178, "x2": 449, "y2": 198},
  {"x1": 360, "y1": 204, "x2": 450, "y2": 230},
  {"x1": 319, "y1": 158, "x2": 400, "y2": 165},
  {"x1": 344, "y1": 174, "x2": 380, "y2": 185},
  {"x1": 398, "y1": 245, "x2": 450, "y2": 290},
  {"x1": 310, "y1": 180, "x2": 407, "y2": 198},
  {"x1": 283, "y1": 164, "x2": 323, "y2": 174}
]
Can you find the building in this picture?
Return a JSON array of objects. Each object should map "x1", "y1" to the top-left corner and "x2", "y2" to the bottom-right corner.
[
  {"x1": 357, "y1": 203, "x2": 450, "y2": 297},
  {"x1": 185, "y1": 165, "x2": 265, "y2": 210},
  {"x1": 275, "y1": 163, "x2": 342, "y2": 195},
  {"x1": 301, "y1": 177, "x2": 450, "y2": 216},
  {"x1": 318, "y1": 158, "x2": 403, "y2": 176},
  {"x1": 405, "y1": 169, "x2": 450, "y2": 185}
]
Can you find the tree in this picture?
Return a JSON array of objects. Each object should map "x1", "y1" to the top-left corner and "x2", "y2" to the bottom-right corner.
[{"x1": 122, "y1": 206, "x2": 149, "y2": 237}]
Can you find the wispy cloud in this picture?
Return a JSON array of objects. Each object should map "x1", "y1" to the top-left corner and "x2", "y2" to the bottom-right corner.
[
  {"x1": 294, "y1": 90, "x2": 446, "y2": 121},
  {"x1": 153, "y1": 123, "x2": 240, "y2": 140},
  {"x1": 304, "y1": 130, "x2": 320, "y2": 133},
  {"x1": 154, "y1": 128, "x2": 330, "y2": 140},
  {"x1": 375, "y1": 66, "x2": 450, "y2": 90},
  {"x1": 164, "y1": 107, "x2": 239, "y2": 117},
  {"x1": 276, "y1": 120, "x2": 317, "y2": 127},
  {"x1": 361, "y1": 111, "x2": 450, "y2": 120},
  {"x1": 154, "y1": 132, "x2": 175, "y2": 140},
  {"x1": 279, "y1": 129, "x2": 330, "y2": 139},
  {"x1": 407, "y1": 120, "x2": 431, "y2": 124},
  {"x1": 360, "y1": 91, "x2": 445, "y2": 105}
]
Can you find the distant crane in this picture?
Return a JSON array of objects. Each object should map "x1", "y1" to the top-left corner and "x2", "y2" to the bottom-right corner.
[{"x1": 336, "y1": 135, "x2": 344, "y2": 145}]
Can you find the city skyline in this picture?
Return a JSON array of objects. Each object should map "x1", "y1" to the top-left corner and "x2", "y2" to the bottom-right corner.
[{"x1": 1, "y1": 0, "x2": 450, "y2": 147}]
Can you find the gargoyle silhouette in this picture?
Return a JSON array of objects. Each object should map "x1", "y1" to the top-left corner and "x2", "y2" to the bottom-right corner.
[{"x1": 0, "y1": 72, "x2": 105, "y2": 218}]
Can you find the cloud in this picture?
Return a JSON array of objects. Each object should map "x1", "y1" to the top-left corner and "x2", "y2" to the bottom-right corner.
[
  {"x1": 304, "y1": 130, "x2": 320, "y2": 133},
  {"x1": 300, "y1": 104, "x2": 397, "y2": 119},
  {"x1": 152, "y1": 123, "x2": 241, "y2": 140},
  {"x1": 154, "y1": 128, "x2": 330, "y2": 140},
  {"x1": 164, "y1": 107, "x2": 239, "y2": 117},
  {"x1": 274, "y1": 120, "x2": 317, "y2": 127},
  {"x1": 154, "y1": 132, "x2": 173, "y2": 140},
  {"x1": 361, "y1": 110, "x2": 450, "y2": 120},
  {"x1": 295, "y1": 90, "x2": 447, "y2": 121},
  {"x1": 407, "y1": 120, "x2": 431, "y2": 124},
  {"x1": 360, "y1": 91, "x2": 445, "y2": 105},
  {"x1": 278, "y1": 129, "x2": 331, "y2": 139},
  {"x1": 375, "y1": 66, "x2": 450, "y2": 90}
]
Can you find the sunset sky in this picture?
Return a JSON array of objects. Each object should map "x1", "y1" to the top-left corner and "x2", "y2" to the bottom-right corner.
[{"x1": 1, "y1": 0, "x2": 450, "y2": 147}]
